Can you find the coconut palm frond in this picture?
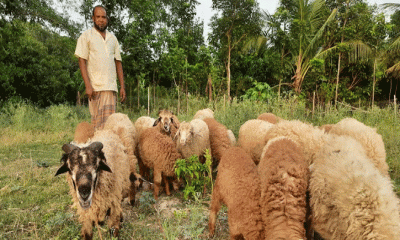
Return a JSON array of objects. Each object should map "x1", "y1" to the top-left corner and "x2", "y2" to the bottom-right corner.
[
  {"x1": 382, "y1": 3, "x2": 400, "y2": 10},
  {"x1": 240, "y1": 36, "x2": 268, "y2": 54},
  {"x1": 387, "y1": 61, "x2": 400, "y2": 76},
  {"x1": 315, "y1": 46, "x2": 338, "y2": 59},
  {"x1": 347, "y1": 40, "x2": 372, "y2": 62}
]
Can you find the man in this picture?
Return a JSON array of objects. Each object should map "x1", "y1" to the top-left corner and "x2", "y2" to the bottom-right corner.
[{"x1": 75, "y1": 5, "x2": 126, "y2": 130}]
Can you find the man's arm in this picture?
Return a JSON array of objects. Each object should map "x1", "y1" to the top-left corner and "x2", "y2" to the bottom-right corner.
[
  {"x1": 78, "y1": 58, "x2": 94, "y2": 100},
  {"x1": 115, "y1": 60, "x2": 126, "y2": 102}
]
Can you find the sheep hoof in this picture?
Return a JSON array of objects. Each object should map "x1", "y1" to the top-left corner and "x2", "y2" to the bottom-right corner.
[
  {"x1": 110, "y1": 227, "x2": 119, "y2": 238},
  {"x1": 130, "y1": 199, "x2": 135, "y2": 206}
]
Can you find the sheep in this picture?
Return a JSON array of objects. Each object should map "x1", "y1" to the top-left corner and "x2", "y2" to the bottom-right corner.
[
  {"x1": 257, "y1": 112, "x2": 282, "y2": 124},
  {"x1": 263, "y1": 119, "x2": 326, "y2": 165},
  {"x1": 103, "y1": 113, "x2": 140, "y2": 202},
  {"x1": 138, "y1": 127, "x2": 182, "y2": 200},
  {"x1": 319, "y1": 124, "x2": 334, "y2": 133},
  {"x1": 227, "y1": 129, "x2": 236, "y2": 146},
  {"x1": 310, "y1": 134, "x2": 400, "y2": 239},
  {"x1": 73, "y1": 121, "x2": 94, "y2": 144},
  {"x1": 238, "y1": 119, "x2": 274, "y2": 165},
  {"x1": 193, "y1": 108, "x2": 214, "y2": 120},
  {"x1": 327, "y1": 117, "x2": 389, "y2": 177},
  {"x1": 55, "y1": 129, "x2": 132, "y2": 239},
  {"x1": 209, "y1": 147, "x2": 264, "y2": 239},
  {"x1": 175, "y1": 119, "x2": 210, "y2": 163},
  {"x1": 202, "y1": 118, "x2": 232, "y2": 168},
  {"x1": 134, "y1": 116, "x2": 156, "y2": 180},
  {"x1": 258, "y1": 137, "x2": 308, "y2": 239},
  {"x1": 153, "y1": 109, "x2": 180, "y2": 139}
]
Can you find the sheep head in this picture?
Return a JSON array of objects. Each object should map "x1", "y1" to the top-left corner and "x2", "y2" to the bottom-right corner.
[
  {"x1": 55, "y1": 142, "x2": 112, "y2": 210},
  {"x1": 176, "y1": 121, "x2": 193, "y2": 146},
  {"x1": 153, "y1": 109, "x2": 179, "y2": 134}
]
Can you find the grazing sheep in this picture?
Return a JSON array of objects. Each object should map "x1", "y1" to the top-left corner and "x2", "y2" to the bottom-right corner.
[
  {"x1": 257, "y1": 112, "x2": 281, "y2": 124},
  {"x1": 175, "y1": 119, "x2": 210, "y2": 163},
  {"x1": 310, "y1": 135, "x2": 400, "y2": 239},
  {"x1": 73, "y1": 121, "x2": 95, "y2": 144},
  {"x1": 209, "y1": 147, "x2": 264, "y2": 239},
  {"x1": 103, "y1": 113, "x2": 140, "y2": 202},
  {"x1": 319, "y1": 124, "x2": 334, "y2": 133},
  {"x1": 138, "y1": 127, "x2": 182, "y2": 199},
  {"x1": 238, "y1": 119, "x2": 274, "y2": 165},
  {"x1": 193, "y1": 108, "x2": 214, "y2": 120},
  {"x1": 202, "y1": 118, "x2": 232, "y2": 168},
  {"x1": 328, "y1": 117, "x2": 389, "y2": 177},
  {"x1": 226, "y1": 129, "x2": 236, "y2": 146},
  {"x1": 134, "y1": 116, "x2": 156, "y2": 180},
  {"x1": 153, "y1": 109, "x2": 180, "y2": 139},
  {"x1": 258, "y1": 137, "x2": 308, "y2": 239},
  {"x1": 263, "y1": 120, "x2": 326, "y2": 165},
  {"x1": 55, "y1": 129, "x2": 132, "y2": 239}
]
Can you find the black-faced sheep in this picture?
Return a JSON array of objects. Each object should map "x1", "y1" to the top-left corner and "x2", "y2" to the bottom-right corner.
[
  {"x1": 257, "y1": 112, "x2": 282, "y2": 124},
  {"x1": 209, "y1": 147, "x2": 264, "y2": 239},
  {"x1": 193, "y1": 108, "x2": 214, "y2": 120},
  {"x1": 238, "y1": 119, "x2": 274, "y2": 165},
  {"x1": 310, "y1": 134, "x2": 400, "y2": 239},
  {"x1": 153, "y1": 109, "x2": 180, "y2": 139},
  {"x1": 202, "y1": 118, "x2": 232, "y2": 168},
  {"x1": 55, "y1": 129, "x2": 132, "y2": 239},
  {"x1": 138, "y1": 127, "x2": 182, "y2": 200},
  {"x1": 327, "y1": 117, "x2": 389, "y2": 177},
  {"x1": 258, "y1": 137, "x2": 308, "y2": 239},
  {"x1": 175, "y1": 119, "x2": 210, "y2": 163}
]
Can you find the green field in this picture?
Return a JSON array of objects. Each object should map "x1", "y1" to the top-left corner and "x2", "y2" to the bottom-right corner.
[{"x1": 1, "y1": 98, "x2": 399, "y2": 239}]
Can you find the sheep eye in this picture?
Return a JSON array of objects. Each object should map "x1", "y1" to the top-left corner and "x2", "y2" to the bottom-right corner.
[{"x1": 170, "y1": 118, "x2": 174, "y2": 123}]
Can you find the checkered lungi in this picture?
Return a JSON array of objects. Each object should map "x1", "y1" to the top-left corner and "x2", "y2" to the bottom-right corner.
[{"x1": 89, "y1": 91, "x2": 116, "y2": 130}]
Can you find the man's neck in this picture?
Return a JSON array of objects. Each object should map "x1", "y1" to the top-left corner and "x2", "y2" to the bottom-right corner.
[{"x1": 94, "y1": 27, "x2": 106, "y2": 39}]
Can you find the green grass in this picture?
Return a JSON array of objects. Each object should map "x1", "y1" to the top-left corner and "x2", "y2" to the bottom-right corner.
[{"x1": 0, "y1": 98, "x2": 399, "y2": 239}]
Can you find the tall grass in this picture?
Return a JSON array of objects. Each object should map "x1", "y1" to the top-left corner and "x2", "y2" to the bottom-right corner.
[{"x1": 0, "y1": 97, "x2": 399, "y2": 239}]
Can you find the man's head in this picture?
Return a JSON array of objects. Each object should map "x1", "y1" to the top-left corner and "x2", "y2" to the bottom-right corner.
[{"x1": 92, "y1": 5, "x2": 108, "y2": 32}]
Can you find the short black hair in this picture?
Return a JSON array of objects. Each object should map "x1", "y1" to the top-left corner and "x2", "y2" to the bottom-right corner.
[{"x1": 92, "y1": 5, "x2": 106, "y2": 16}]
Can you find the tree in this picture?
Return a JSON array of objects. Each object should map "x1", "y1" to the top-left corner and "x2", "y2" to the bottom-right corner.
[{"x1": 209, "y1": 0, "x2": 263, "y2": 100}]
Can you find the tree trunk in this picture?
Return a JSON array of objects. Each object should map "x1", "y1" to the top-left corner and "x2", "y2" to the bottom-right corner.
[
  {"x1": 293, "y1": 54, "x2": 303, "y2": 93},
  {"x1": 207, "y1": 74, "x2": 213, "y2": 102},
  {"x1": 137, "y1": 76, "x2": 140, "y2": 108},
  {"x1": 335, "y1": 52, "x2": 342, "y2": 107},
  {"x1": 227, "y1": 34, "x2": 231, "y2": 101},
  {"x1": 372, "y1": 59, "x2": 376, "y2": 106}
]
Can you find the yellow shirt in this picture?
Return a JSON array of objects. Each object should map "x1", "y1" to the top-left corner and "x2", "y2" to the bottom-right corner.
[{"x1": 74, "y1": 27, "x2": 122, "y2": 92}]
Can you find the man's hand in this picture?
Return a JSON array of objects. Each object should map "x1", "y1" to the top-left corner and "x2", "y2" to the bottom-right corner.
[
  {"x1": 86, "y1": 85, "x2": 94, "y2": 100},
  {"x1": 120, "y1": 87, "x2": 126, "y2": 103}
]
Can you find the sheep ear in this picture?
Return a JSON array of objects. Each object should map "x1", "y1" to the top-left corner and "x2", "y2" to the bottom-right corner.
[
  {"x1": 153, "y1": 118, "x2": 160, "y2": 126},
  {"x1": 62, "y1": 143, "x2": 78, "y2": 154},
  {"x1": 98, "y1": 159, "x2": 112, "y2": 173},
  {"x1": 55, "y1": 156, "x2": 70, "y2": 176}
]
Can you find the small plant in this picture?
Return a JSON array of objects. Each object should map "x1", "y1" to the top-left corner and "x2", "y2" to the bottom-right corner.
[{"x1": 174, "y1": 149, "x2": 213, "y2": 200}]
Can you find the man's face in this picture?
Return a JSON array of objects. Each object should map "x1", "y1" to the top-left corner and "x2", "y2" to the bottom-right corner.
[{"x1": 92, "y1": 7, "x2": 108, "y2": 32}]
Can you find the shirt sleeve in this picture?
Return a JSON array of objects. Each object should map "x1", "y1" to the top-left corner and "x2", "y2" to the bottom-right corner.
[
  {"x1": 114, "y1": 39, "x2": 122, "y2": 61},
  {"x1": 74, "y1": 32, "x2": 89, "y2": 60}
]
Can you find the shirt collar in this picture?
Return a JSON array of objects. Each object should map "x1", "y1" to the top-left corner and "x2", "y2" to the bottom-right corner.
[{"x1": 92, "y1": 27, "x2": 109, "y2": 41}]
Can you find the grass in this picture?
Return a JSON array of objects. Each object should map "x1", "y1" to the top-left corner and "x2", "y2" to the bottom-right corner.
[{"x1": 0, "y1": 97, "x2": 399, "y2": 239}]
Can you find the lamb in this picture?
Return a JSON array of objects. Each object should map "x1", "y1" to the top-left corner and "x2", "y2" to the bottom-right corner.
[
  {"x1": 175, "y1": 119, "x2": 210, "y2": 163},
  {"x1": 209, "y1": 147, "x2": 264, "y2": 239},
  {"x1": 258, "y1": 137, "x2": 308, "y2": 239},
  {"x1": 238, "y1": 119, "x2": 274, "y2": 165},
  {"x1": 202, "y1": 117, "x2": 232, "y2": 168},
  {"x1": 257, "y1": 112, "x2": 282, "y2": 124},
  {"x1": 327, "y1": 117, "x2": 389, "y2": 177},
  {"x1": 193, "y1": 108, "x2": 214, "y2": 120},
  {"x1": 263, "y1": 119, "x2": 326, "y2": 165},
  {"x1": 153, "y1": 109, "x2": 180, "y2": 139},
  {"x1": 309, "y1": 134, "x2": 400, "y2": 239},
  {"x1": 73, "y1": 121, "x2": 94, "y2": 144},
  {"x1": 55, "y1": 129, "x2": 132, "y2": 239},
  {"x1": 138, "y1": 127, "x2": 182, "y2": 199}
]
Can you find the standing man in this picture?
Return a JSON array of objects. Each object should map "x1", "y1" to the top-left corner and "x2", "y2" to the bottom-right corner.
[{"x1": 75, "y1": 5, "x2": 126, "y2": 130}]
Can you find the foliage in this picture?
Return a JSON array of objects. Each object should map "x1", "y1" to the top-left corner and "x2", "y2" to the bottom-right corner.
[
  {"x1": 241, "y1": 81, "x2": 276, "y2": 102},
  {"x1": 174, "y1": 149, "x2": 213, "y2": 200}
]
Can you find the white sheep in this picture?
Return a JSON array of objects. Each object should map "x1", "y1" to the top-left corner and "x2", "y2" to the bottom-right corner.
[
  {"x1": 310, "y1": 134, "x2": 400, "y2": 239},
  {"x1": 327, "y1": 117, "x2": 389, "y2": 177},
  {"x1": 227, "y1": 129, "x2": 236, "y2": 146},
  {"x1": 175, "y1": 119, "x2": 210, "y2": 163},
  {"x1": 238, "y1": 119, "x2": 274, "y2": 165},
  {"x1": 138, "y1": 127, "x2": 182, "y2": 199},
  {"x1": 56, "y1": 129, "x2": 132, "y2": 239},
  {"x1": 193, "y1": 108, "x2": 214, "y2": 120}
]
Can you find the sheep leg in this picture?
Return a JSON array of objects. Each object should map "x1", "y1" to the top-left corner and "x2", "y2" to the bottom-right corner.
[
  {"x1": 107, "y1": 206, "x2": 122, "y2": 238},
  {"x1": 209, "y1": 183, "x2": 221, "y2": 237},
  {"x1": 129, "y1": 173, "x2": 137, "y2": 206},
  {"x1": 153, "y1": 169, "x2": 162, "y2": 200},
  {"x1": 163, "y1": 174, "x2": 171, "y2": 196},
  {"x1": 81, "y1": 221, "x2": 93, "y2": 240}
]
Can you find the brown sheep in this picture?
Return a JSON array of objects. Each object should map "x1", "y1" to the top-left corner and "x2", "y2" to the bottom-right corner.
[
  {"x1": 73, "y1": 121, "x2": 95, "y2": 144},
  {"x1": 138, "y1": 127, "x2": 182, "y2": 199},
  {"x1": 153, "y1": 109, "x2": 180, "y2": 139},
  {"x1": 257, "y1": 112, "x2": 282, "y2": 124},
  {"x1": 258, "y1": 137, "x2": 308, "y2": 239},
  {"x1": 202, "y1": 118, "x2": 231, "y2": 168},
  {"x1": 209, "y1": 147, "x2": 264, "y2": 239}
]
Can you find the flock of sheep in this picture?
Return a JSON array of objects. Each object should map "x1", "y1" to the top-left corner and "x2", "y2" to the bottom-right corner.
[{"x1": 55, "y1": 108, "x2": 400, "y2": 239}]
